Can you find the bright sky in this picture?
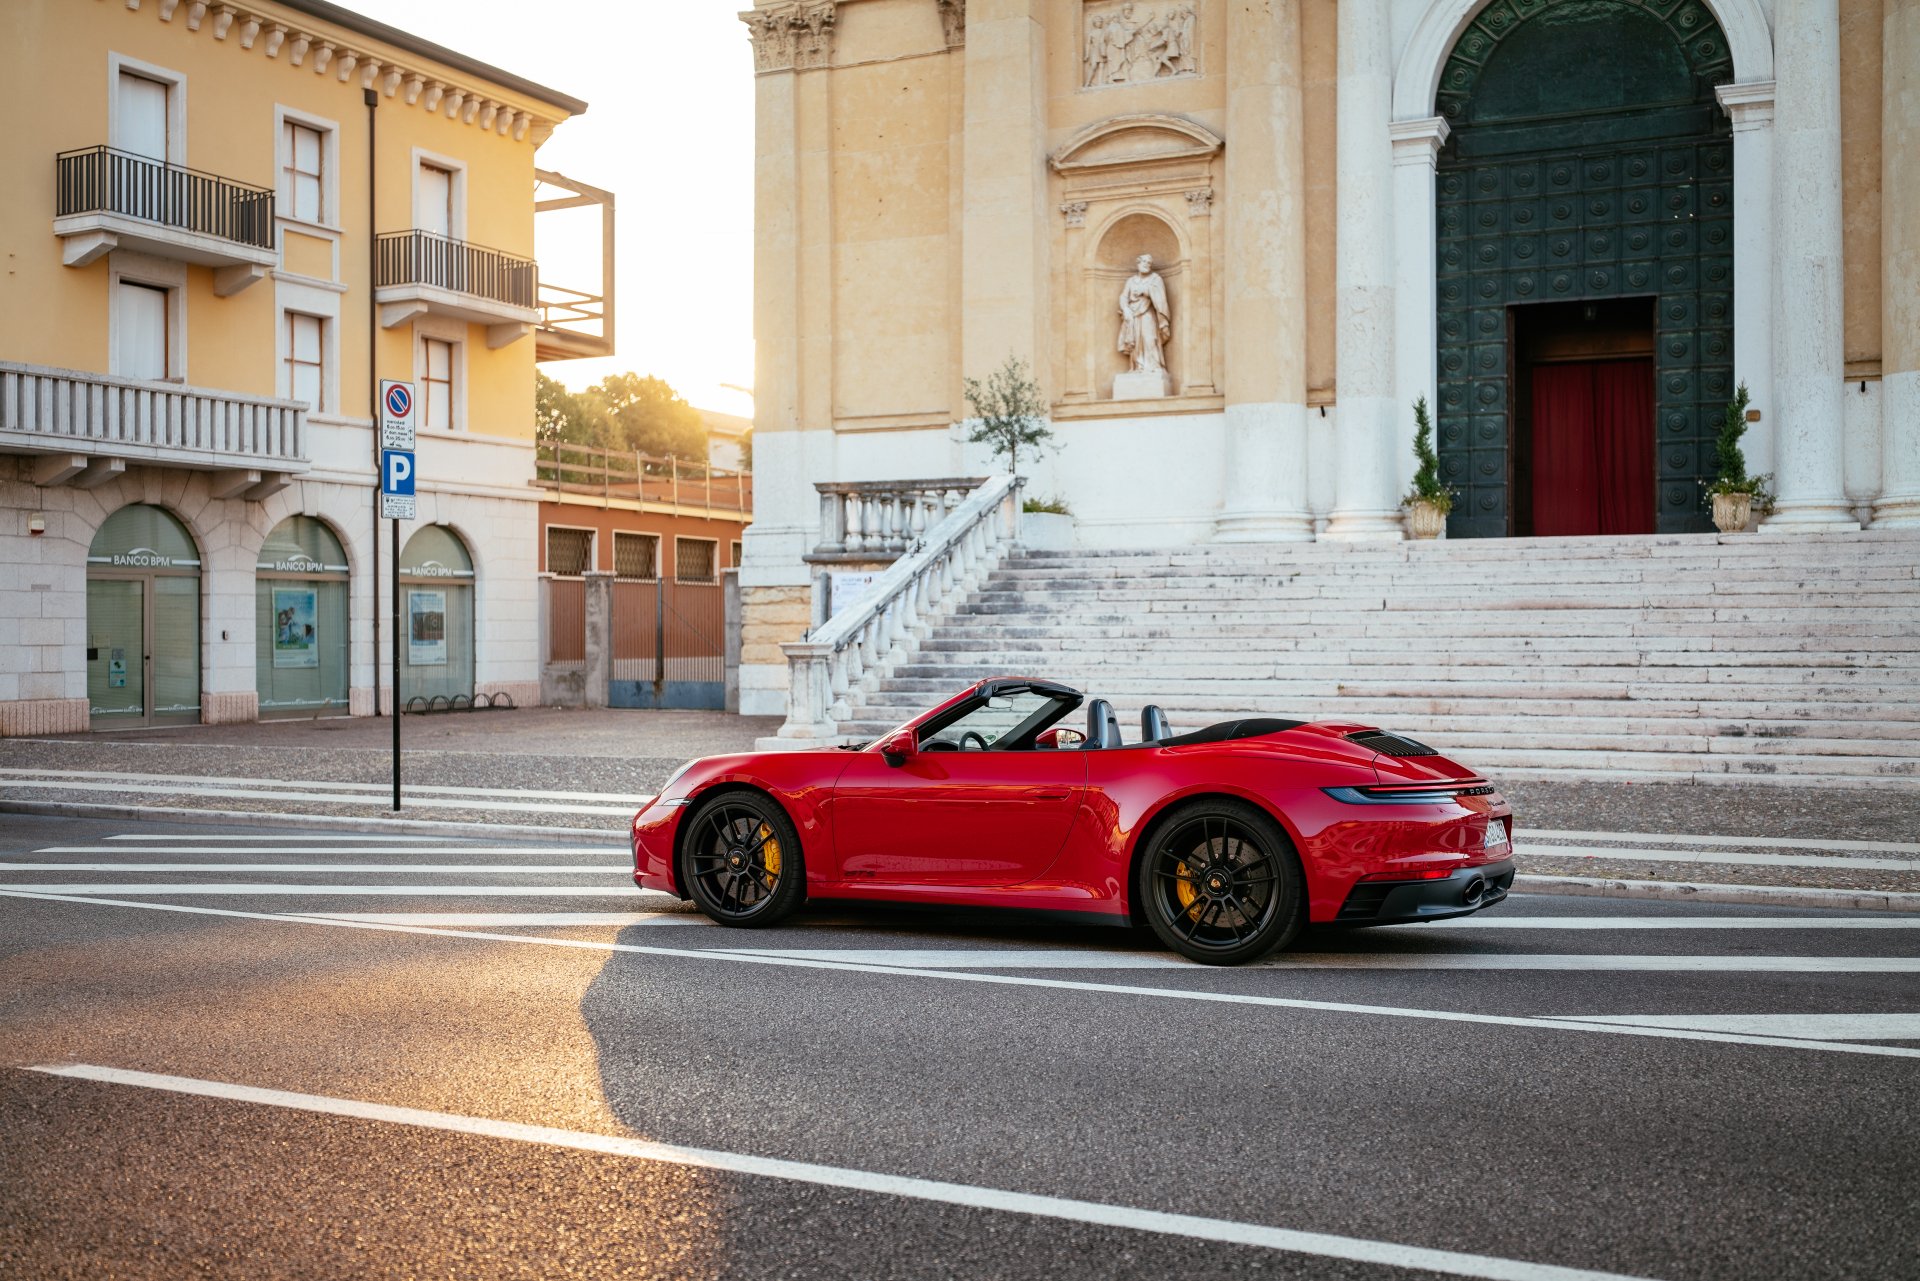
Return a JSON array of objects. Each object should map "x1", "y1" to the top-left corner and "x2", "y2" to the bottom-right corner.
[{"x1": 354, "y1": 0, "x2": 757, "y2": 419}]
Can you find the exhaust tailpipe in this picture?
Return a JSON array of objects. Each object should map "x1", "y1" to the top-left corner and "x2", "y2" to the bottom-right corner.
[{"x1": 1461, "y1": 876, "x2": 1485, "y2": 907}]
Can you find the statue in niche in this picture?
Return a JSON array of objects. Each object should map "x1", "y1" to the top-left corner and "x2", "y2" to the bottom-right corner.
[{"x1": 1117, "y1": 254, "x2": 1172, "y2": 374}]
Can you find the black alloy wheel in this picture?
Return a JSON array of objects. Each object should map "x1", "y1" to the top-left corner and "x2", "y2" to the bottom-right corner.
[
  {"x1": 1137, "y1": 799, "x2": 1304, "y2": 965},
  {"x1": 681, "y1": 792, "x2": 806, "y2": 927}
]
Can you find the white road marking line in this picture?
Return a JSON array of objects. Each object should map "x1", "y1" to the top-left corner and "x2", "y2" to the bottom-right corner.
[
  {"x1": 715, "y1": 948, "x2": 1920, "y2": 974},
  {"x1": 105, "y1": 833, "x2": 447, "y2": 842},
  {"x1": 1514, "y1": 843, "x2": 1920, "y2": 872},
  {"x1": 1428, "y1": 916, "x2": 1920, "y2": 930},
  {"x1": 6, "y1": 887, "x2": 1919, "y2": 1060},
  {"x1": 0, "y1": 767, "x2": 652, "y2": 806},
  {"x1": 296, "y1": 911, "x2": 701, "y2": 927},
  {"x1": 3, "y1": 864, "x2": 632, "y2": 874},
  {"x1": 1524, "y1": 829, "x2": 1920, "y2": 856},
  {"x1": 24, "y1": 1063, "x2": 1661, "y2": 1281},
  {"x1": 1557, "y1": 1014, "x2": 1920, "y2": 1041},
  {"x1": 0, "y1": 778, "x2": 636, "y2": 816},
  {"x1": 34, "y1": 846, "x2": 624, "y2": 856},
  {"x1": 0, "y1": 884, "x2": 639, "y2": 896}
]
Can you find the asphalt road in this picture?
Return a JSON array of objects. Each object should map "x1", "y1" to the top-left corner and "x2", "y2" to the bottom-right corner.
[{"x1": 2, "y1": 812, "x2": 1917, "y2": 1280}]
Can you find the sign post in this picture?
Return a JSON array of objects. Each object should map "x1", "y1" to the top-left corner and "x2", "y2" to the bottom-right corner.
[{"x1": 378, "y1": 380, "x2": 416, "y2": 811}]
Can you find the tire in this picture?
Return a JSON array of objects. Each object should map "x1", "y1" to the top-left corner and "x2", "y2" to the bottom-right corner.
[
  {"x1": 680, "y1": 791, "x2": 806, "y2": 927},
  {"x1": 1135, "y1": 799, "x2": 1305, "y2": 965}
]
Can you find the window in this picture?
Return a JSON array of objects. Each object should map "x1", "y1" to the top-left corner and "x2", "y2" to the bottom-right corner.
[
  {"x1": 112, "y1": 281, "x2": 170, "y2": 381},
  {"x1": 423, "y1": 338, "x2": 454, "y2": 430},
  {"x1": 674, "y1": 537, "x2": 718, "y2": 583},
  {"x1": 546, "y1": 527, "x2": 592, "y2": 577},
  {"x1": 284, "y1": 313, "x2": 324, "y2": 411},
  {"x1": 419, "y1": 163, "x2": 454, "y2": 237},
  {"x1": 730, "y1": 540, "x2": 743, "y2": 568},
  {"x1": 114, "y1": 70, "x2": 170, "y2": 161},
  {"x1": 920, "y1": 688, "x2": 1077, "y2": 752},
  {"x1": 284, "y1": 122, "x2": 324, "y2": 223},
  {"x1": 614, "y1": 532, "x2": 658, "y2": 580}
]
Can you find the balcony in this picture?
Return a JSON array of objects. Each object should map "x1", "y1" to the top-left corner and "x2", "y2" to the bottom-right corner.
[
  {"x1": 55, "y1": 146, "x2": 278, "y2": 295},
  {"x1": 536, "y1": 442, "x2": 751, "y2": 516},
  {"x1": 532, "y1": 169, "x2": 616, "y2": 361},
  {"x1": 1, "y1": 361, "x2": 307, "y2": 498},
  {"x1": 374, "y1": 230, "x2": 539, "y2": 345}
]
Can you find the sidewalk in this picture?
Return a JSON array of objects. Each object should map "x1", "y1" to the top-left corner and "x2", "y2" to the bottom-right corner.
[{"x1": 1, "y1": 709, "x2": 1914, "y2": 900}]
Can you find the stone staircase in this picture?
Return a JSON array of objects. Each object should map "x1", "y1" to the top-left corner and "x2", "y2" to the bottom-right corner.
[{"x1": 838, "y1": 530, "x2": 1920, "y2": 788}]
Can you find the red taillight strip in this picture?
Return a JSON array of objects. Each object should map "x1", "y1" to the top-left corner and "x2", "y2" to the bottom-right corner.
[{"x1": 1322, "y1": 782, "x2": 1494, "y2": 805}]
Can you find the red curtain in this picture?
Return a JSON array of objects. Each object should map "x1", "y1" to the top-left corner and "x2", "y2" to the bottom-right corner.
[{"x1": 1530, "y1": 359, "x2": 1655, "y2": 536}]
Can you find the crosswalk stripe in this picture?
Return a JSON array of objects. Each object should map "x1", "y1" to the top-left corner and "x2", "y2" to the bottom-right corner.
[
  {"x1": 1557, "y1": 1013, "x2": 1920, "y2": 1041},
  {"x1": 298, "y1": 911, "x2": 698, "y2": 926},
  {"x1": 34, "y1": 847, "x2": 624, "y2": 856},
  {"x1": 0, "y1": 767, "x2": 651, "y2": 805},
  {"x1": 1429, "y1": 916, "x2": 1920, "y2": 930},
  {"x1": 1514, "y1": 843, "x2": 1920, "y2": 872},
  {"x1": 0, "y1": 884, "x2": 640, "y2": 896},
  {"x1": 2, "y1": 864, "x2": 631, "y2": 873},
  {"x1": 1525, "y1": 829, "x2": 1920, "y2": 856},
  {"x1": 707, "y1": 947, "x2": 1920, "y2": 974},
  {"x1": 0, "y1": 778, "x2": 635, "y2": 815}
]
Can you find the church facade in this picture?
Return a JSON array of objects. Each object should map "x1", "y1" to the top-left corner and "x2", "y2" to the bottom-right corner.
[{"x1": 735, "y1": 0, "x2": 1918, "y2": 714}]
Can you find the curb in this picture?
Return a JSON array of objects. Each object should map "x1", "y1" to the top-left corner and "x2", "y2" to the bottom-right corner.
[
  {"x1": 0, "y1": 800, "x2": 625, "y2": 844},
  {"x1": 1514, "y1": 873, "x2": 1920, "y2": 914}
]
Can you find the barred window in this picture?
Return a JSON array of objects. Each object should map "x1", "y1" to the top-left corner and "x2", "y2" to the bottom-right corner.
[
  {"x1": 614, "y1": 531, "x2": 658, "y2": 580},
  {"x1": 675, "y1": 537, "x2": 718, "y2": 583},
  {"x1": 546, "y1": 527, "x2": 592, "y2": 577},
  {"x1": 730, "y1": 540, "x2": 743, "y2": 567}
]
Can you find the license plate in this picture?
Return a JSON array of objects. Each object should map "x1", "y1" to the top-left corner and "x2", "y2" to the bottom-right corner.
[{"x1": 1484, "y1": 817, "x2": 1510, "y2": 851}]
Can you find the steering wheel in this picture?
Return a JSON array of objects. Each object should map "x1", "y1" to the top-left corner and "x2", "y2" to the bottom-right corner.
[{"x1": 958, "y1": 730, "x2": 991, "y2": 752}]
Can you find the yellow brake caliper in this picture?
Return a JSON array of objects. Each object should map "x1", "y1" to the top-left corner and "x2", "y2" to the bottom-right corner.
[
  {"x1": 758, "y1": 822, "x2": 781, "y2": 877},
  {"x1": 1175, "y1": 860, "x2": 1199, "y2": 919}
]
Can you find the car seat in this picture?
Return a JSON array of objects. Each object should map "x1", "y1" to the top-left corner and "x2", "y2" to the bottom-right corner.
[
  {"x1": 1085, "y1": 698, "x2": 1123, "y2": 749},
  {"x1": 1141, "y1": 705, "x2": 1171, "y2": 742}
]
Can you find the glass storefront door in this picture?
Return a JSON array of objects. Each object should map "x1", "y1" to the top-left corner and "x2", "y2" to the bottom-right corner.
[
  {"x1": 256, "y1": 516, "x2": 351, "y2": 717},
  {"x1": 86, "y1": 504, "x2": 202, "y2": 729},
  {"x1": 398, "y1": 525, "x2": 476, "y2": 707}
]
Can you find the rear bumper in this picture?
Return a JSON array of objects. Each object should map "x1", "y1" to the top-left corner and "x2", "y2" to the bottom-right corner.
[{"x1": 1333, "y1": 860, "x2": 1515, "y2": 924}]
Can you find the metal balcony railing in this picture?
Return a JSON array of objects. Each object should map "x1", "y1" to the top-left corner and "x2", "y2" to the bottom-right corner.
[
  {"x1": 376, "y1": 230, "x2": 537, "y2": 309},
  {"x1": 56, "y1": 146, "x2": 276, "y2": 250}
]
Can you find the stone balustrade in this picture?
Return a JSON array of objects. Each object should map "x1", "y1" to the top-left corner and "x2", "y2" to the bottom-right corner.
[
  {"x1": 811, "y1": 477, "x2": 988, "y2": 559},
  {"x1": 775, "y1": 474, "x2": 1025, "y2": 743},
  {"x1": 0, "y1": 361, "x2": 308, "y2": 477}
]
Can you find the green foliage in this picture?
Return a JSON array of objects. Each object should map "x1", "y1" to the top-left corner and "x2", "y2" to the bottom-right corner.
[
  {"x1": 962, "y1": 356, "x2": 1055, "y2": 478},
  {"x1": 1402, "y1": 395, "x2": 1454, "y2": 515},
  {"x1": 1022, "y1": 495, "x2": 1072, "y2": 515},
  {"x1": 1704, "y1": 382, "x2": 1773, "y2": 508},
  {"x1": 535, "y1": 372, "x2": 708, "y2": 462}
]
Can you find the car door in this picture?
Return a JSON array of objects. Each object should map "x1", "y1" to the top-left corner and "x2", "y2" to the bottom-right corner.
[{"x1": 830, "y1": 748, "x2": 1087, "y2": 886}]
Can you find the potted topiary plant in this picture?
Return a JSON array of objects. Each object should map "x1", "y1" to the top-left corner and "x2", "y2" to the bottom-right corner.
[
  {"x1": 1402, "y1": 395, "x2": 1453, "y2": 539},
  {"x1": 1703, "y1": 382, "x2": 1773, "y2": 533},
  {"x1": 1019, "y1": 494, "x2": 1075, "y2": 551},
  {"x1": 963, "y1": 356, "x2": 1069, "y2": 548}
]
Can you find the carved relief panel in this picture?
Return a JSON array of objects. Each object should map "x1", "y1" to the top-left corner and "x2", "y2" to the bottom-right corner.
[{"x1": 1080, "y1": 1, "x2": 1200, "y2": 88}]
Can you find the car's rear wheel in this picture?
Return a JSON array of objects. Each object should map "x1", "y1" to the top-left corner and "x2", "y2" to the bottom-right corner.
[
  {"x1": 1136, "y1": 799, "x2": 1304, "y2": 965},
  {"x1": 681, "y1": 792, "x2": 805, "y2": 927}
]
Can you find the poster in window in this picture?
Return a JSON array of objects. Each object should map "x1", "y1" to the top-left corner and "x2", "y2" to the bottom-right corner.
[
  {"x1": 408, "y1": 590, "x2": 447, "y2": 666},
  {"x1": 272, "y1": 588, "x2": 320, "y2": 669}
]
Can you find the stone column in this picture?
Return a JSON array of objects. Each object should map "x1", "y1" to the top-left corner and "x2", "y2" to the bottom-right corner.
[
  {"x1": 1215, "y1": 0, "x2": 1312, "y2": 542},
  {"x1": 738, "y1": 2, "x2": 841, "y2": 715},
  {"x1": 961, "y1": 0, "x2": 1049, "y2": 387},
  {"x1": 1326, "y1": 0, "x2": 1402, "y2": 540},
  {"x1": 1389, "y1": 116, "x2": 1449, "y2": 502},
  {"x1": 1764, "y1": 0, "x2": 1856, "y2": 529},
  {"x1": 1876, "y1": 0, "x2": 1920, "y2": 525},
  {"x1": 1716, "y1": 81, "x2": 1778, "y2": 481}
]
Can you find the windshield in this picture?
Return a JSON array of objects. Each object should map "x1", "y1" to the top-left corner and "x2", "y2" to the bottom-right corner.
[{"x1": 919, "y1": 688, "x2": 1076, "y2": 751}]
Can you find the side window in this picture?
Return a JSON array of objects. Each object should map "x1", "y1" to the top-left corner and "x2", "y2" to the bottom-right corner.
[
  {"x1": 545, "y1": 527, "x2": 592, "y2": 576},
  {"x1": 614, "y1": 532, "x2": 658, "y2": 580},
  {"x1": 284, "y1": 121, "x2": 326, "y2": 223},
  {"x1": 284, "y1": 312, "x2": 324, "y2": 410},
  {"x1": 921, "y1": 690, "x2": 1065, "y2": 751},
  {"x1": 674, "y1": 537, "x2": 717, "y2": 583},
  {"x1": 112, "y1": 280, "x2": 171, "y2": 381},
  {"x1": 422, "y1": 337, "x2": 455, "y2": 430}
]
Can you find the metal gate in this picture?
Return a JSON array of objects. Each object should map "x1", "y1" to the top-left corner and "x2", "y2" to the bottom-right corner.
[{"x1": 610, "y1": 576, "x2": 726, "y2": 709}]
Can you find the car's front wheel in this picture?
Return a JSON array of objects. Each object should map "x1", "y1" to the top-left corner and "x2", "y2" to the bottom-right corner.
[
  {"x1": 1136, "y1": 799, "x2": 1304, "y2": 965},
  {"x1": 680, "y1": 791, "x2": 805, "y2": 927}
]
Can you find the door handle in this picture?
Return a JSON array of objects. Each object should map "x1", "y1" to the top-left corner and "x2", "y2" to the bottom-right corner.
[{"x1": 1027, "y1": 789, "x2": 1072, "y2": 801}]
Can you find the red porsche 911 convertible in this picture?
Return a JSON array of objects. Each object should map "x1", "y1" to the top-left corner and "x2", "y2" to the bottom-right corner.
[{"x1": 631, "y1": 678, "x2": 1515, "y2": 965}]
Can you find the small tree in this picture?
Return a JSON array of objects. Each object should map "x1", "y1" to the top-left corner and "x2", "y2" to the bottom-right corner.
[
  {"x1": 1403, "y1": 395, "x2": 1452, "y2": 513},
  {"x1": 1704, "y1": 382, "x2": 1774, "y2": 511},
  {"x1": 961, "y1": 356, "x2": 1054, "y2": 478}
]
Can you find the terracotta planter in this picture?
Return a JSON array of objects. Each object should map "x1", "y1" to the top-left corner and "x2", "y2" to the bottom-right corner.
[
  {"x1": 1711, "y1": 491, "x2": 1752, "y2": 534},
  {"x1": 1405, "y1": 500, "x2": 1447, "y2": 540}
]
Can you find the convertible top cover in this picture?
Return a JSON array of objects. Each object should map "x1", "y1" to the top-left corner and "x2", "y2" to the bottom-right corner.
[{"x1": 1155, "y1": 717, "x2": 1305, "y2": 747}]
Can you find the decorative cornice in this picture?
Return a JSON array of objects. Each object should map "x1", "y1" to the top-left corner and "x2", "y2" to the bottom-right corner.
[
  {"x1": 1388, "y1": 116, "x2": 1451, "y2": 167},
  {"x1": 1715, "y1": 79, "x2": 1776, "y2": 129},
  {"x1": 741, "y1": 2, "x2": 839, "y2": 74},
  {"x1": 936, "y1": 0, "x2": 964, "y2": 48},
  {"x1": 108, "y1": 0, "x2": 565, "y2": 144}
]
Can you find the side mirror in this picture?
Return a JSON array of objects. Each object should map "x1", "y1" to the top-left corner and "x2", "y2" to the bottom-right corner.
[
  {"x1": 879, "y1": 730, "x2": 916, "y2": 766},
  {"x1": 1037, "y1": 727, "x2": 1085, "y2": 750}
]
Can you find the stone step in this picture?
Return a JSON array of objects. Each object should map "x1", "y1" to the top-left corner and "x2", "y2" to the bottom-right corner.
[{"x1": 914, "y1": 640, "x2": 1920, "y2": 668}]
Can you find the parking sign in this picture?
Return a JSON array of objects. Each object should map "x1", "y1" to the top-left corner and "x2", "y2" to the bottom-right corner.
[
  {"x1": 380, "y1": 379, "x2": 416, "y2": 451},
  {"x1": 381, "y1": 448, "x2": 415, "y2": 520}
]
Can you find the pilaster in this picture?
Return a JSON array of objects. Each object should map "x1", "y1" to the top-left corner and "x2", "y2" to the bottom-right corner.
[
  {"x1": 1389, "y1": 116, "x2": 1448, "y2": 504},
  {"x1": 1875, "y1": 0, "x2": 1920, "y2": 525},
  {"x1": 1716, "y1": 80, "x2": 1778, "y2": 481}
]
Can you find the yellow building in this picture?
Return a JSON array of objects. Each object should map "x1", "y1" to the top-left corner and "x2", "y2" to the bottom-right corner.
[{"x1": 0, "y1": 0, "x2": 614, "y2": 733}]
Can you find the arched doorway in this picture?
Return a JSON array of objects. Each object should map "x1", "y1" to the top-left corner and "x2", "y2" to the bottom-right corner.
[
  {"x1": 256, "y1": 516, "x2": 351, "y2": 718},
  {"x1": 86, "y1": 504, "x2": 201, "y2": 728},
  {"x1": 398, "y1": 525, "x2": 475, "y2": 707},
  {"x1": 1432, "y1": 0, "x2": 1735, "y2": 537}
]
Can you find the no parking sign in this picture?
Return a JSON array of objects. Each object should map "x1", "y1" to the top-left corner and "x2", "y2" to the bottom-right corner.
[{"x1": 380, "y1": 379, "x2": 416, "y2": 451}]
